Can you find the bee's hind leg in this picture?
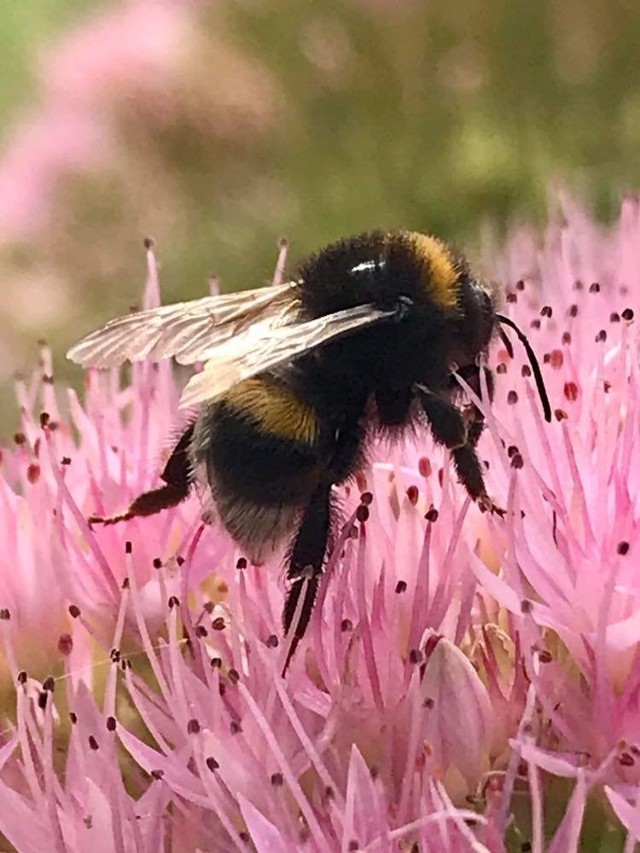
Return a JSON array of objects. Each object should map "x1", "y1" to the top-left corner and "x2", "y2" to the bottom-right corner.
[
  {"x1": 90, "y1": 423, "x2": 195, "y2": 525},
  {"x1": 281, "y1": 482, "x2": 333, "y2": 676}
]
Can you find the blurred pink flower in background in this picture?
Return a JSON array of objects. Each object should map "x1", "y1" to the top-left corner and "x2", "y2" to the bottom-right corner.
[
  {"x1": 0, "y1": 0, "x2": 282, "y2": 390},
  {"x1": 0, "y1": 2, "x2": 191, "y2": 243},
  {"x1": 0, "y1": 0, "x2": 281, "y2": 248},
  {"x1": 0, "y1": 108, "x2": 108, "y2": 242},
  {"x1": 0, "y1": 198, "x2": 639, "y2": 850}
]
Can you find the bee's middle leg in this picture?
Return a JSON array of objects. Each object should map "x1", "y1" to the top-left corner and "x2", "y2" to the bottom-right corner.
[
  {"x1": 282, "y1": 483, "x2": 333, "y2": 674},
  {"x1": 281, "y1": 418, "x2": 365, "y2": 673}
]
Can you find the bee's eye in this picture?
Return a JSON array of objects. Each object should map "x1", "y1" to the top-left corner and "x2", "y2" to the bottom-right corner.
[
  {"x1": 394, "y1": 295, "x2": 414, "y2": 322},
  {"x1": 478, "y1": 287, "x2": 492, "y2": 311}
]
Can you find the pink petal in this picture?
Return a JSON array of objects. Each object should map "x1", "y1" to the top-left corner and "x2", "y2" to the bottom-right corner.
[
  {"x1": 606, "y1": 786, "x2": 640, "y2": 841},
  {"x1": 420, "y1": 635, "x2": 492, "y2": 785},
  {"x1": 239, "y1": 796, "x2": 288, "y2": 852}
]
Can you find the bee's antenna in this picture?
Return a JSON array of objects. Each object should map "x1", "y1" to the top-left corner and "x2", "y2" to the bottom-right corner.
[
  {"x1": 497, "y1": 325, "x2": 514, "y2": 359},
  {"x1": 496, "y1": 313, "x2": 552, "y2": 422}
]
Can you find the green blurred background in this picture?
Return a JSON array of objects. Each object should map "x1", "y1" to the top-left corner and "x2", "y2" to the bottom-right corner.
[{"x1": 1, "y1": 0, "x2": 640, "y2": 429}]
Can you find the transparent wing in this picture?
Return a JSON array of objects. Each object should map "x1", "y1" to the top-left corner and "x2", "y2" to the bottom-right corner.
[
  {"x1": 179, "y1": 303, "x2": 396, "y2": 408},
  {"x1": 66, "y1": 280, "x2": 298, "y2": 368}
]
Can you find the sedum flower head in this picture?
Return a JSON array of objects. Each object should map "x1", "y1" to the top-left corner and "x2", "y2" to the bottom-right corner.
[{"x1": 0, "y1": 199, "x2": 640, "y2": 850}]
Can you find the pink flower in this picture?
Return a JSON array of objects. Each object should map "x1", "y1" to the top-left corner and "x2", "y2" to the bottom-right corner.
[
  {"x1": 0, "y1": 0, "x2": 279, "y2": 383},
  {"x1": 0, "y1": 1, "x2": 280, "y2": 248},
  {"x1": 0, "y1": 3, "x2": 191, "y2": 243},
  {"x1": 1, "y1": 199, "x2": 639, "y2": 849}
]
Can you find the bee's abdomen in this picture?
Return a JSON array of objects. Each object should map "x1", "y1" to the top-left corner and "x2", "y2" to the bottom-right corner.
[{"x1": 191, "y1": 376, "x2": 323, "y2": 557}]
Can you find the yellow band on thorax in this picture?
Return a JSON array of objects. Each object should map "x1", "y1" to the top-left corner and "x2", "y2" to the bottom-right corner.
[{"x1": 407, "y1": 232, "x2": 459, "y2": 311}]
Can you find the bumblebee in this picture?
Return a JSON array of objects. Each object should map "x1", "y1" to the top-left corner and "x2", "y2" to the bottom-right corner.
[{"x1": 68, "y1": 231, "x2": 550, "y2": 672}]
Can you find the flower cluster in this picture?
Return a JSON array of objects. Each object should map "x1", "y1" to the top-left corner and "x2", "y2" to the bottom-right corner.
[{"x1": 0, "y1": 199, "x2": 639, "y2": 851}]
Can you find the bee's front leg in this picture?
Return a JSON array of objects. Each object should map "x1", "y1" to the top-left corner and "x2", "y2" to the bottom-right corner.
[{"x1": 414, "y1": 384, "x2": 504, "y2": 516}]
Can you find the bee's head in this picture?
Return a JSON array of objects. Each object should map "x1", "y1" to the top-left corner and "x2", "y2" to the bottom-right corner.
[
  {"x1": 477, "y1": 280, "x2": 501, "y2": 346},
  {"x1": 459, "y1": 277, "x2": 499, "y2": 357},
  {"x1": 463, "y1": 277, "x2": 551, "y2": 422}
]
